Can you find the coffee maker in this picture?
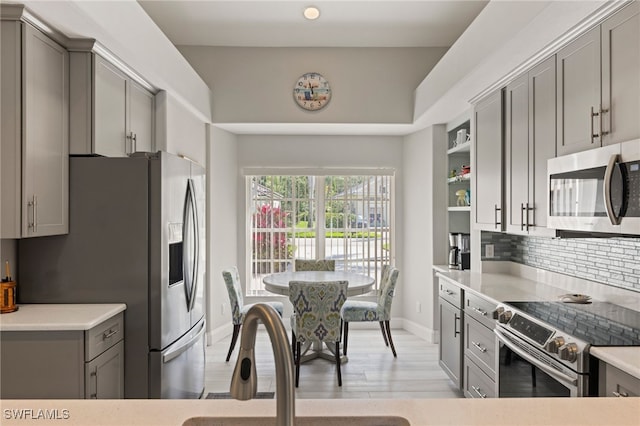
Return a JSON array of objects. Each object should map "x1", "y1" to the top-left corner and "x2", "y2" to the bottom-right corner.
[
  {"x1": 457, "y1": 233, "x2": 470, "y2": 270},
  {"x1": 448, "y1": 233, "x2": 459, "y2": 268}
]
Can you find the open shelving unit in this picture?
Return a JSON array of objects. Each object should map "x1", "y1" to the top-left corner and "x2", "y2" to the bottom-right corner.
[{"x1": 446, "y1": 117, "x2": 472, "y2": 236}]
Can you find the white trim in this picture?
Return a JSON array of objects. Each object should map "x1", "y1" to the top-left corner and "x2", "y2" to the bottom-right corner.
[
  {"x1": 242, "y1": 167, "x2": 396, "y2": 177},
  {"x1": 400, "y1": 318, "x2": 438, "y2": 344}
]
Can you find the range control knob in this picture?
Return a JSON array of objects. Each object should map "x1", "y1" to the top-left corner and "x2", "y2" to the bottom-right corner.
[
  {"x1": 544, "y1": 337, "x2": 566, "y2": 354},
  {"x1": 498, "y1": 310, "x2": 513, "y2": 324},
  {"x1": 492, "y1": 307, "x2": 504, "y2": 320},
  {"x1": 559, "y1": 343, "x2": 578, "y2": 363}
]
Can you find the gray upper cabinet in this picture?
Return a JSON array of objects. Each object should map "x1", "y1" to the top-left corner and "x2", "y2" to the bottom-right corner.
[
  {"x1": 70, "y1": 51, "x2": 155, "y2": 157},
  {"x1": 1, "y1": 20, "x2": 69, "y2": 238},
  {"x1": 504, "y1": 74, "x2": 529, "y2": 234},
  {"x1": 473, "y1": 90, "x2": 503, "y2": 231},
  {"x1": 601, "y1": 1, "x2": 640, "y2": 146},
  {"x1": 556, "y1": 26, "x2": 601, "y2": 156},
  {"x1": 505, "y1": 56, "x2": 557, "y2": 235}
]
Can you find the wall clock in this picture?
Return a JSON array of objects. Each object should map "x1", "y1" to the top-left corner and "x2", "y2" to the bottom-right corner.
[{"x1": 293, "y1": 72, "x2": 331, "y2": 111}]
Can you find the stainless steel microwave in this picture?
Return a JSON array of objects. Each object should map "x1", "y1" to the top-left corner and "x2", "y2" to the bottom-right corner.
[{"x1": 547, "y1": 139, "x2": 640, "y2": 235}]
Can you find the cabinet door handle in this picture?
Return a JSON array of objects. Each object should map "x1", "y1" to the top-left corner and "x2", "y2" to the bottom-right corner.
[
  {"x1": 102, "y1": 329, "x2": 118, "y2": 340},
  {"x1": 494, "y1": 204, "x2": 501, "y2": 229},
  {"x1": 599, "y1": 104, "x2": 609, "y2": 137},
  {"x1": 28, "y1": 195, "x2": 38, "y2": 233},
  {"x1": 472, "y1": 341, "x2": 487, "y2": 353},
  {"x1": 454, "y1": 314, "x2": 460, "y2": 337},
  {"x1": 132, "y1": 132, "x2": 137, "y2": 153},
  {"x1": 612, "y1": 391, "x2": 629, "y2": 397},
  {"x1": 471, "y1": 306, "x2": 487, "y2": 316},
  {"x1": 90, "y1": 370, "x2": 98, "y2": 399},
  {"x1": 472, "y1": 385, "x2": 487, "y2": 398},
  {"x1": 591, "y1": 105, "x2": 609, "y2": 142}
]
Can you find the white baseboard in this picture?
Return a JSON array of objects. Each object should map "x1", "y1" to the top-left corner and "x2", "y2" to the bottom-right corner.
[
  {"x1": 207, "y1": 317, "x2": 439, "y2": 345},
  {"x1": 399, "y1": 318, "x2": 437, "y2": 343},
  {"x1": 207, "y1": 322, "x2": 233, "y2": 347}
]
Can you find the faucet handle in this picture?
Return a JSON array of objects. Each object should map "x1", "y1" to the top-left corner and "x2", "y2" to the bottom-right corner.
[{"x1": 230, "y1": 347, "x2": 257, "y2": 400}]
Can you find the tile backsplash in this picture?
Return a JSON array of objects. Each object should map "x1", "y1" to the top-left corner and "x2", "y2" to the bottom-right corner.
[{"x1": 481, "y1": 232, "x2": 640, "y2": 292}]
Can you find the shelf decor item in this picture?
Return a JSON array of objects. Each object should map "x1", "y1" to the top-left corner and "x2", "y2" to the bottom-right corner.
[
  {"x1": 293, "y1": 72, "x2": 331, "y2": 111},
  {"x1": 1, "y1": 261, "x2": 18, "y2": 313}
]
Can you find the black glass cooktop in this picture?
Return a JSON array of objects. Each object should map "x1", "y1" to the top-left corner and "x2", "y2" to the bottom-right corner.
[{"x1": 506, "y1": 301, "x2": 640, "y2": 347}]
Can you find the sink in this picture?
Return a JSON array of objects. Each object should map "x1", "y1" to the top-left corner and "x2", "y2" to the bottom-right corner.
[{"x1": 182, "y1": 416, "x2": 410, "y2": 426}]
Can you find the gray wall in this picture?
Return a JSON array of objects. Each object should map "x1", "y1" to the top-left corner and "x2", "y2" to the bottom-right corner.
[
  {"x1": 178, "y1": 46, "x2": 447, "y2": 124},
  {"x1": 207, "y1": 126, "x2": 239, "y2": 338},
  {"x1": 403, "y1": 125, "x2": 448, "y2": 340},
  {"x1": 481, "y1": 232, "x2": 640, "y2": 292}
]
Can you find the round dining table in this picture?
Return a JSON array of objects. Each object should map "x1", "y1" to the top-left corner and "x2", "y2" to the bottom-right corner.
[
  {"x1": 262, "y1": 270, "x2": 375, "y2": 363},
  {"x1": 263, "y1": 270, "x2": 375, "y2": 297}
]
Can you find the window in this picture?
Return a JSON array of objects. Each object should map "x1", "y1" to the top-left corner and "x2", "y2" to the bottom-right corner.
[{"x1": 246, "y1": 174, "x2": 394, "y2": 296}]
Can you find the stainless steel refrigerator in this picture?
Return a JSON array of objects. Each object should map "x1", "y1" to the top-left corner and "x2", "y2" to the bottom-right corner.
[{"x1": 18, "y1": 152, "x2": 206, "y2": 399}]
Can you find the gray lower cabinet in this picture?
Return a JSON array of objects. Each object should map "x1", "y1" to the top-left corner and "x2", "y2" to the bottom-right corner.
[
  {"x1": 473, "y1": 89, "x2": 504, "y2": 231},
  {"x1": 0, "y1": 313, "x2": 124, "y2": 399},
  {"x1": 463, "y1": 291, "x2": 497, "y2": 398},
  {"x1": 438, "y1": 278, "x2": 463, "y2": 389},
  {"x1": 599, "y1": 361, "x2": 640, "y2": 398},
  {"x1": 1, "y1": 17, "x2": 69, "y2": 238}
]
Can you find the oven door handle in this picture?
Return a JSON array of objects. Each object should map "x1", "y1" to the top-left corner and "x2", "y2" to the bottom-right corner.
[{"x1": 494, "y1": 328, "x2": 578, "y2": 388}]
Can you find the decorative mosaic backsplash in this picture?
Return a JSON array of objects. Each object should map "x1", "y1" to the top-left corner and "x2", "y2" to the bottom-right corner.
[{"x1": 481, "y1": 232, "x2": 640, "y2": 292}]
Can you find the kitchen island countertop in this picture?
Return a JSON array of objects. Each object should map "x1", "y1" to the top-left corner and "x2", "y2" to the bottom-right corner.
[
  {"x1": 0, "y1": 397, "x2": 638, "y2": 425},
  {"x1": 0, "y1": 304, "x2": 126, "y2": 331}
]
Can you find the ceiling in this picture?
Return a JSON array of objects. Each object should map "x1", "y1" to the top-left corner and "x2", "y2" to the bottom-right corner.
[{"x1": 137, "y1": 1, "x2": 489, "y2": 48}]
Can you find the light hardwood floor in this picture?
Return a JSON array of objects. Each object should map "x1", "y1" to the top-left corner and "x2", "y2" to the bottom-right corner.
[{"x1": 205, "y1": 327, "x2": 464, "y2": 399}]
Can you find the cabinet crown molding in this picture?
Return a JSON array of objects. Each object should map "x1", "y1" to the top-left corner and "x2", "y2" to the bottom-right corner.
[{"x1": 469, "y1": 1, "x2": 632, "y2": 105}]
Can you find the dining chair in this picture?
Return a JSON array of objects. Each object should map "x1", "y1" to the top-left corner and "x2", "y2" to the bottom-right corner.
[
  {"x1": 340, "y1": 265, "x2": 400, "y2": 357},
  {"x1": 289, "y1": 280, "x2": 348, "y2": 387},
  {"x1": 294, "y1": 259, "x2": 335, "y2": 271},
  {"x1": 222, "y1": 266, "x2": 284, "y2": 362}
]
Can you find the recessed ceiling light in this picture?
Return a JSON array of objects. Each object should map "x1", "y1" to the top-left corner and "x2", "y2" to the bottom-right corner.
[{"x1": 303, "y1": 6, "x2": 320, "y2": 20}]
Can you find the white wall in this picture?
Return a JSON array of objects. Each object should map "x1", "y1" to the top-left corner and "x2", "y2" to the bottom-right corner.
[
  {"x1": 207, "y1": 125, "x2": 239, "y2": 343},
  {"x1": 236, "y1": 134, "x2": 404, "y2": 318},
  {"x1": 402, "y1": 125, "x2": 447, "y2": 342},
  {"x1": 178, "y1": 46, "x2": 447, "y2": 125},
  {"x1": 155, "y1": 91, "x2": 208, "y2": 166}
]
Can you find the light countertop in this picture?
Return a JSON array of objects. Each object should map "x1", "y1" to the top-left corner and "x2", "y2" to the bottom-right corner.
[
  {"x1": 0, "y1": 398, "x2": 638, "y2": 425},
  {"x1": 433, "y1": 266, "x2": 573, "y2": 304},
  {"x1": 590, "y1": 346, "x2": 640, "y2": 380},
  {"x1": 0, "y1": 304, "x2": 126, "y2": 331}
]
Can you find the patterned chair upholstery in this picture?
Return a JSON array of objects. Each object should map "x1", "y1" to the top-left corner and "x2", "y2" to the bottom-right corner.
[
  {"x1": 294, "y1": 259, "x2": 336, "y2": 271},
  {"x1": 222, "y1": 267, "x2": 284, "y2": 362},
  {"x1": 289, "y1": 280, "x2": 348, "y2": 387},
  {"x1": 340, "y1": 265, "x2": 400, "y2": 357}
]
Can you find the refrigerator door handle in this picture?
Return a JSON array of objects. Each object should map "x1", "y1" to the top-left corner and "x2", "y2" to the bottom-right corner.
[
  {"x1": 189, "y1": 180, "x2": 200, "y2": 312},
  {"x1": 162, "y1": 320, "x2": 206, "y2": 363},
  {"x1": 182, "y1": 179, "x2": 198, "y2": 311}
]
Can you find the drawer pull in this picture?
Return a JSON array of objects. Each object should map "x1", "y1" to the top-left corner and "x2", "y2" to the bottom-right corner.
[
  {"x1": 471, "y1": 306, "x2": 487, "y2": 316},
  {"x1": 472, "y1": 341, "x2": 487, "y2": 353},
  {"x1": 472, "y1": 385, "x2": 487, "y2": 399},
  {"x1": 444, "y1": 289, "x2": 455, "y2": 296},
  {"x1": 102, "y1": 329, "x2": 118, "y2": 340},
  {"x1": 612, "y1": 391, "x2": 629, "y2": 397}
]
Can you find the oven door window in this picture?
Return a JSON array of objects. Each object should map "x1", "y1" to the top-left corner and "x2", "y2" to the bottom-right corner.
[{"x1": 498, "y1": 343, "x2": 571, "y2": 397}]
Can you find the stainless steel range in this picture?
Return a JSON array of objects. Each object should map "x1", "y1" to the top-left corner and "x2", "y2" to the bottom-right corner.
[{"x1": 493, "y1": 301, "x2": 640, "y2": 397}]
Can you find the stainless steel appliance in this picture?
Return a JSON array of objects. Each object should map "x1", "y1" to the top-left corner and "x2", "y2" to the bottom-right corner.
[
  {"x1": 493, "y1": 301, "x2": 640, "y2": 397},
  {"x1": 547, "y1": 139, "x2": 640, "y2": 235},
  {"x1": 448, "y1": 233, "x2": 459, "y2": 268},
  {"x1": 456, "y1": 233, "x2": 470, "y2": 270},
  {"x1": 18, "y1": 152, "x2": 206, "y2": 399}
]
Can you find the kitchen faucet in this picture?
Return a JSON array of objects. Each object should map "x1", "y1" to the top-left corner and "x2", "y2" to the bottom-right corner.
[{"x1": 230, "y1": 303, "x2": 295, "y2": 426}]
